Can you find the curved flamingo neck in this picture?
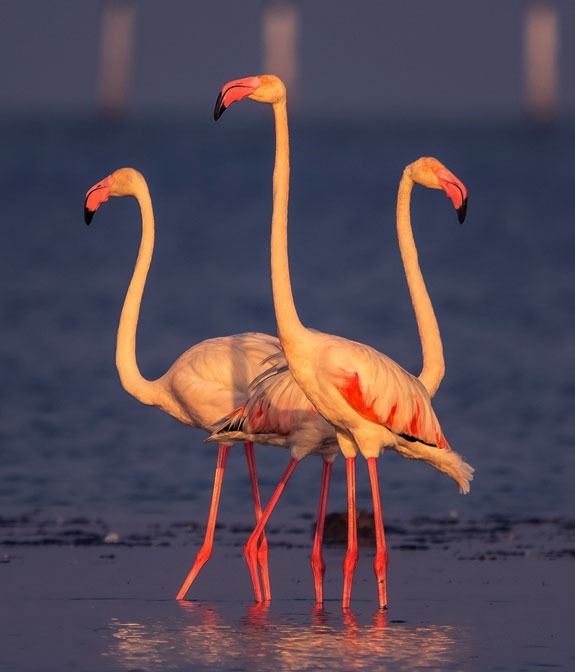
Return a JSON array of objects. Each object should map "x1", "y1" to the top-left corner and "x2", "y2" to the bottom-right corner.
[
  {"x1": 269, "y1": 99, "x2": 306, "y2": 350},
  {"x1": 396, "y1": 170, "x2": 444, "y2": 397},
  {"x1": 115, "y1": 182, "x2": 161, "y2": 406}
]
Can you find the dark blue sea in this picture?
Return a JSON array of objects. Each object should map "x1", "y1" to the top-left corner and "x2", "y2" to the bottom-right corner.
[{"x1": 1, "y1": 112, "x2": 574, "y2": 539}]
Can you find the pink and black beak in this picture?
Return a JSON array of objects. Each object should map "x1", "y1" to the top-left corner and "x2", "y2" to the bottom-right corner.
[
  {"x1": 213, "y1": 92, "x2": 227, "y2": 121},
  {"x1": 453, "y1": 188, "x2": 468, "y2": 224},
  {"x1": 214, "y1": 76, "x2": 262, "y2": 120},
  {"x1": 84, "y1": 200, "x2": 96, "y2": 225},
  {"x1": 437, "y1": 170, "x2": 468, "y2": 224},
  {"x1": 84, "y1": 176, "x2": 112, "y2": 225}
]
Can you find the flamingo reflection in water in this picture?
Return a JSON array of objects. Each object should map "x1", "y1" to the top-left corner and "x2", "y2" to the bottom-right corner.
[{"x1": 104, "y1": 603, "x2": 468, "y2": 671}]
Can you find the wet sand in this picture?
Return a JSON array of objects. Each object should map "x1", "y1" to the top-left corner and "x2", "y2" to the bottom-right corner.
[{"x1": 2, "y1": 515, "x2": 574, "y2": 671}]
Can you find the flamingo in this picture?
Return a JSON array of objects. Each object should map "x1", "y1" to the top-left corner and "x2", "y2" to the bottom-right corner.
[
  {"x1": 84, "y1": 167, "x2": 283, "y2": 601},
  {"x1": 213, "y1": 74, "x2": 474, "y2": 610}
]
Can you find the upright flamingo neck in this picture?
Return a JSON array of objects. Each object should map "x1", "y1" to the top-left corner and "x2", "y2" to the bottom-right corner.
[
  {"x1": 269, "y1": 99, "x2": 306, "y2": 350},
  {"x1": 115, "y1": 184, "x2": 161, "y2": 406},
  {"x1": 396, "y1": 172, "x2": 444, "y2": 397}
]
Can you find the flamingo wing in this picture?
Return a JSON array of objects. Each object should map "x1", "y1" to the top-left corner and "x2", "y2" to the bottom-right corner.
[
  {"x1": 214, "y1": 363, "x2": 319, "y2": 437},
  {"x1": 327, "y1": 341, "x2": 451, "y2": 450},
  {"x1": 163, "y1": 332, "x2": 282, "y2": 429}
]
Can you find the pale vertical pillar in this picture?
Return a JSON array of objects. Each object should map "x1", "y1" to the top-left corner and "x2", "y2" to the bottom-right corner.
[
  {"x1": 262, "y1": 0, "x2": 300, "y2": 106},
  {"x1": 97, "y1": 0, "x2": 137, "y2": 119},
  {"x1": 524, "y1": 0, "x2": 559, "y2": 122}
]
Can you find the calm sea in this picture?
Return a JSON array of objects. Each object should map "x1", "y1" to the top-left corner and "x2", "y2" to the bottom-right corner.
[{"x1": 1, "y1": 113, "x2": 573, "y2": 536}]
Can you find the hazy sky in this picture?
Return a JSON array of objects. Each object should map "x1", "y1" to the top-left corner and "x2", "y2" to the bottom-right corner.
[{"x1": 1, "y1": 0, "x2": 574, "y2": 119}]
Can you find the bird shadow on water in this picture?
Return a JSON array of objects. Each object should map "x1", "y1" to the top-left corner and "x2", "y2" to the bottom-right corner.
[{"x1": 102, "y1": 600, "x2": 470, "y2": 672}]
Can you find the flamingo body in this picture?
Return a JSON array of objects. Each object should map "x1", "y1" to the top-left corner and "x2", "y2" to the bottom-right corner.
[
  {"x1": 84, "y1": 168, "x2": 284, "y2": 601},
  {"x1": 215, "y1": 74, "x2": 474, "y2": 609}
]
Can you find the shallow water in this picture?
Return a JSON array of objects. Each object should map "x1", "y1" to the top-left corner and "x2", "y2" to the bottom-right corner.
[
  {"x1": 1, "y1": 114, "x2": 575, "y2": 672},
  {"x1": 1, "y1": 114, "x2": 574, "y2": 533},
  {"x1": 3, "y1": 544, "x2": 573, "y2": 672}
]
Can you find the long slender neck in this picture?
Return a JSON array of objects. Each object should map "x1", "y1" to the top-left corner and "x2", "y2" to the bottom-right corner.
[
  {"x1": 269, "y1": 99, "x2": 306, "y2": 350},
  {"x1": 115, "y1": 185, "x2": 161, "y2": 406},
  {"x1": 396, "y1": 171, "x2": 444, "y2": 397}
]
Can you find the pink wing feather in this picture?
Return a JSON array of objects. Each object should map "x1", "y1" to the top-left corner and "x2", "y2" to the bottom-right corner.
[{"x1": 331, "y1": 346, "x2": 450, "y2": 450}]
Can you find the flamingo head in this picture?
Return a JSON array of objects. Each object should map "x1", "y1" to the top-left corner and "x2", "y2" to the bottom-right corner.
[
  {"x1": 407, "y1": 157, "x2": 468, "y2": 224},
  {"x1": 84, "y1": 168, "x2": 144, "y2": 224},
  {"x1": 214, "y1": 74, "x2": 286, "y2": 120}
]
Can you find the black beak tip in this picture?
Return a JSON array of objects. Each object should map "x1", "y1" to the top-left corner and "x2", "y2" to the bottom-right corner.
[
  {"x1": 457, "y1": 198, "x2": 468, "y2": 224},
  {"x1": 214, "y1": 92, "x2": 227, "y2": 121},
  {"x1": 84, "y1": 206, "x2": 94, "y2": 225}
]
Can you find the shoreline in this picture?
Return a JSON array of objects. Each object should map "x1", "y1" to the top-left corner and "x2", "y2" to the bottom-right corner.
[{"x1": 2, "y1": 509, "x2": 573, "y2": 558}]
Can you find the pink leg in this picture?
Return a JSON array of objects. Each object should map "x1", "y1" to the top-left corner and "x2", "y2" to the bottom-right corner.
[
  {"x1": 176, "y1": 444, "x2": 230, "y2": 600},
  {"x1": 311, "y1": 460, "x2": 333, "y2": 605},
  {"x1": 244, "y1": 458, "x2": 298, "y2": 602},
  {"x1": 243, "y1": 442, "x2": 271, "y2": 601},
  {"x1": 342, "y1": 457, "x2": 358, "y2": 610},
  {"x1": 367, "y1": 457, "x2": 388, "y2": 609}
]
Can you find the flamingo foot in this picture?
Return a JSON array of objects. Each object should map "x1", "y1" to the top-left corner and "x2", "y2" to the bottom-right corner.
[
  {"x1": 311, "y1": 553, "x2": 326, "y2": 606},
  {"x1": 176, "y1": 544, "x2": 212, "y2": 601},
  {"x1": 256, "y1": 536, "x2": 271, "y2": 601},
  {"x1": 373, "y1": 554, "x2": 388, "y2": 610},
  {"x1": 342, "y1": 546, "x2": 359, "y2": 610},
  {"x1": 244, "y1": 534, "x2": 264, "y2": 603}
]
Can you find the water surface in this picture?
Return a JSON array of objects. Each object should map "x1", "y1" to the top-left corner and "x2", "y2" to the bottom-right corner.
[{"x1": 1, "y1": 114, "x2": 573, "y2": 530}]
